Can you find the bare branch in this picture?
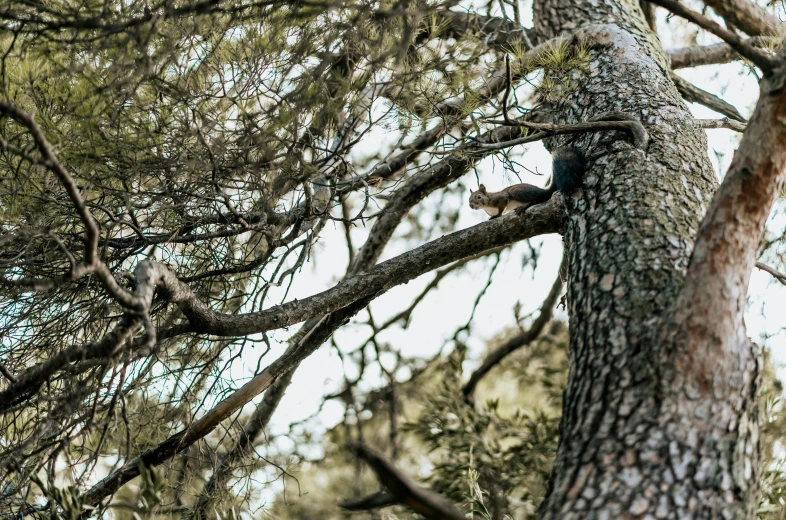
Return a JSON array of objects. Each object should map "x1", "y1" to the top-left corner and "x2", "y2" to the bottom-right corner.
[
  {"x1": 191, "y1": 368, "x2": 294, "y2": 520},
  {"x1": 340, "y1": 444, "x2": 466, "y2": 520},
  {"x1": 640, "y1": 1, "x2": 657, "y2": 33},
  {"x1": 670, "y1": 73, "x2": 747, "y2": 122},
  {"x1": 701, "y1": 0, "x2": 781, "y2": 37},
  {"x1": 434, "y1": 10, "x2": 533, "y2": 51},
  {"x1": 647, "y1": 0, "x2": 775, "y2": 73},
  {"x1": 669, "y1": 49, "x2": 786, "y2": 386},
  {"x1": 339, "y1": 490, "x2": 398, "y2": 511},
  {"x1": 0, "y1": 320, "x2": 138, "y2": 414},
  {"x1": 755, "y1": 262, "x2": 786, "y2": 286},
  {"x1": 0, "y1": 102, "x2": 100, "y2": 265},
  {"x1": 0, "y1": 362, "x2": 17, "y2": 384},
  {"x1": 696, "y1": 118, "x2": 747, "y2": 132},
  {"x1": 480, "y1": 111, "x2": 649, "y2": 152},
  {"x1": 77, "y1": 196, "x2": 565, "y2": 507},
  {"x1": 190, "y1": 140, "x2": 511, "y2": 517},
  {"x1": 669, "y1": 37, "x2": 775, "y2": 69}
]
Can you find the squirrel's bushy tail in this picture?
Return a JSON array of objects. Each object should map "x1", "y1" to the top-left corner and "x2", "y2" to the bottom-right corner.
[{"x1": 551, "y1": 146, "x2": 585, "y2": 193}]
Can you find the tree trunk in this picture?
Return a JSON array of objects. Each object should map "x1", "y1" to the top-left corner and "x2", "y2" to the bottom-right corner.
[{"x1": 533, "y1": 1, "x2": 762, "y2": 518}]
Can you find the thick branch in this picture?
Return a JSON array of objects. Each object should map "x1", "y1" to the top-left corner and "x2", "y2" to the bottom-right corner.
[
  {"x1": 669, "y1": 37, "x2": 774, "y2": 69},
  {"x1": 671, "y1": 52, "x2": 786, "y2": 383},
  {"x1": 701, "y1": 0, "x2": 781, "y2": 37},
  {"x1": 640, "y1": 0, "x2": 657, "y2": 33},
  {"x1": 339, "y1": 444, "x2": 466, "y2": 520},
  {"x1": 160, "y1": 194, "x2": 561, "y2": 337},
  {"x1": 190, "y1": 127, "x2": 514, "y2": 516},
  {"x1": 647, "y1": 0, "x2": 775, "y2": 73},
  {"x1": 195, "y1": 251, "x2": 507, "y2": 514}
]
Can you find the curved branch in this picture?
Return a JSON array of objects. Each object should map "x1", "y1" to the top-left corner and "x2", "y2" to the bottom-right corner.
[
  {"x1": 434, "y1": 10, "x2": 534, "y2": 51},
  {"x1": 701, "y1": 0, "x2": 781, "y2": 37},
  {"x1": 756, "y1": 261, "x2": 786, "y2": 286},
  {"x1": 480, "y1": 112, "x2": 649, "y2": 153},
  {"x1": 669, "y1": 50, "x2": 786, "y2": 384},
  {"x1": 152, "y1": 195, "x2": 562, "y2": 337},
  {"x1": 0, "y1": 320, "x2": 138, "y2": 413},
  {"x1": 0, "y1": 102, "x2": 99, "y2": 265},
  {"x1": 339, "y1": 490, "x2": 398, "y2": 511}
]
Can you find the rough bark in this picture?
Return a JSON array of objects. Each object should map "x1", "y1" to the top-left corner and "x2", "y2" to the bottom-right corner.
[
  {"x1": 657, "y1": 45, "x2": 786, "y2": 517},
  {"x1": 531, "y1": 1, "x2": 769, "y2": 518}
]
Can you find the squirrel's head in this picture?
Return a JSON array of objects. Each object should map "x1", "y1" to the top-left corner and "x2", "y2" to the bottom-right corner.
[{"x1": 469, "y1": 184, "x2": 489, "y2": 210}]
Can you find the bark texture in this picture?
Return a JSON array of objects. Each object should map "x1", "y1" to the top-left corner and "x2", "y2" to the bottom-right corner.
[{"x1": 532, "y1": 1, "x2": 764, "y2": 518}]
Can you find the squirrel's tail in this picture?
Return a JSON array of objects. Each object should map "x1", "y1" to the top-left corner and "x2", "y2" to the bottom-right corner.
[{"x1": 551, "y1": 146, "x2": 585, "y2": 193}]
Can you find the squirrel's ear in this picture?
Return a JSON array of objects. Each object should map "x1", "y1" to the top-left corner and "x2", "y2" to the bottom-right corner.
[{"x1": 478, "y1": 184, "x2": 486, "y2": 192}]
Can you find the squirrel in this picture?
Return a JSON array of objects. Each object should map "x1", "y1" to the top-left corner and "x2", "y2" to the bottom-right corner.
[{"x1": 469, "y1": 146, "x2": 585, "y2": 219}]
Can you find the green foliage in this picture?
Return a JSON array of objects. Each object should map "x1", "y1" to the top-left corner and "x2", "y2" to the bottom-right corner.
[
  {"x1": 406, "y1": 336, "x2": 564, "y2": 520},
  {"x1": 525, "y1": 38, "x2": 592, "y2": 103},
  {"x1": 132, "y1": 463, "x2": 166, "y2": 518},
  {"x1": 1, "y1": 2, "x2": 490, "y2": 510},
  {"x1": 3, "y1": 2, "x2": 786, "y2": 519},
  {"x1": 30, "y1": 474, "x2": 89, "y2": 520},
  {"x1": 266, "y1": 325, "x2": 568, "y2": 520}
]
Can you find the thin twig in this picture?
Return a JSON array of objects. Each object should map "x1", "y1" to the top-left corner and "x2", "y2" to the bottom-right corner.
[
  {"x1": 756, "y1": 262, "x2": 786, "y2": 286},
  {"x1": 502, "y1": 54, "x2": 514, "y2": 125},
  {"x1": 463, "y1": 251, "x2": 566, "y2": 400}
]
